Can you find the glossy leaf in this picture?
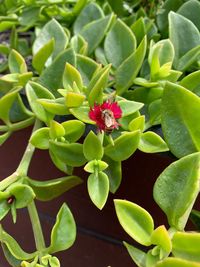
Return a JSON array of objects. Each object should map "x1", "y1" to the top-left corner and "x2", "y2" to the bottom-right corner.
[
  {"x1": 61, "y1": 120, "x2": 85, "y2": 143},
  {"x1": 27, "y1": 176, "x2": 82, "y2": 201},
  {"x1": 38, "y1": 98, "x2": 69, "y2": 116},
  {"x1": 63, "y1": 63, "x2": 83, "y2": 91},
  {"x1": 177, "y1": 45, "x2": 200, "y2": 71},
  {"x1": 0, "y1": 225, "x2": 36, "y2": 260},
  {"x1": 80, "y1": 15, "x2": 114, "y2": 54},
  {"x1": 70, "y1": 106, "x2": 94, "y2": 124},
  {"x1": 73, "y1": 3, "x2": 104, "y2": 34},
  {"x1": 32, "y1": 38, "x2": 55, "y2": 74},
  {"x1": 103, "y1": 155, "x2": 122, "y2": 194},
  {"x1": 26, "y1": 82, "x2": 54, "y2": 123},
  {"x1": 49, "y1": 150, "x2": 73, "y2": 175},
  {"x1": 33, "y1": 19, "x2": 68, "y2": 61},
  {"x1": 65, "y1": 92, "x2": 85, "y2": 108},
  {"x1": 114, "y1": 200, "x2": 154, "y2": 246},
  {"x1": 1, "y1": 243, "x2": 21, "y2": 267},
  {"x1": 104, "y1": 19, "x2": 136, "y2": 68},
  {"x1": 8, "y1": 50, "x2": 27, "y2": 74},
  {"x1": 180, "y1": 70, "x2": 200, "y2": 94},
  {"x1": 172, "y1": 232, "x2": 200, "y2": 261},
  {"x1": 49, "y1": 140, "x2": 87, "y2": 167},
  {"x1": 131, "y1": 17, "x2": 146, "y2": 45},
  {"x1": 118, "y1": 99, "x2": 143, "y2": 117},
  {"x1": 129, "y1": 116, "x2": 145, "y2": 132},
  {"x1": 39, "y1": 48, "x2": 76, "y2": 96},
  {"x1": 116, "y1": 36, "x2": 147, "y2": 94},
  {"x1": 138, "y1": 132, "x2": 169, "y2": 153},
  {"x1": 124, "y1": 242, "x2": 146, "y2": 267},
  {"x1": 154, "y1": 152, "x2": 200, "y2": 230},
  {"x1": 30, "y1": 128, "x2": 50, "y2": 149},
  {"x1": 148, "y1": 99, "x2": 162, "y2": 126},
  {"x1": 70, "y1": 35, "x2": 88, "y2": 55},
  {"x1": 84, "y1": 160, "x2": 108, "y2": 173},
  {"x1": 49, "y1": 203, "x2": 76, "y2": 253},
  {"x1": 0, "y1": 199, "x2": 9, "y2": 220},
  {"x1": 169, "y1": 12, "x2": 200, "y2": 66},
  {"x1": 83, "y1": 131, "x2": 103, "y2": 160},
  {"x1": 87, "y1": 171, "x2": 109, "y2": 209},
  {"x1": 155, "y1": 257, "x2": 200, "y2": 267},
  {"x1": 104, "y1": 131, "x2": 140, "y2": 161},
  {"x1": 49, "y1": 121, "x2": 65, "y2": 139},
  {"x1": 161, "y1": 82, "x2": 200, "y2": 158}
]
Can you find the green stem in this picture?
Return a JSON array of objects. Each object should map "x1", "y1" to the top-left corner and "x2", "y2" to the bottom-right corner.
[
  {"x1": 0, "y1": 172, "x2": 19, "y2": 191},
  {"x1": 16, "y1": 119, "x2": 43, "y2": 176},
  {"x1": 27, "y1": 201, "x2": 46, "y2": 260},
  {"x1": 0, "y1": 117, "x2": 35, "y2": 132}
]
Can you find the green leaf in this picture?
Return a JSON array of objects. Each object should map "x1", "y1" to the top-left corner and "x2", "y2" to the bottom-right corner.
[
  {"x1": 1, "y1": 243, "x2": 21, "y2": 267},
  {"x1": 123, "y1": 242, "x2": 146, "y2": 267},
  {"x1": 103, "y1": 155, "x2": 122, "y2": 194},
  {"x1": 0, "y1": 225, "x2": 37, "y2": 260},
  {"x1": 70, "y1": 106, "x2": 94, "y2": 124},
  {"x1": 65, "y1": 92, "x2": 85, "y2": 108},
  {"x1": 0, "y1": 199, "x2": 10, "y2": 220},
  {"x1": 107, "y1": 0, "x2": 124, "y2": 16},
  {"x1": 49, "y1": 150, "x2": 73, "y2": 175},
  {"x1": 0, "y1": 132, "x2": 11, "y2": 145},
  {"x1": 48, "y1": 203, "x2": 76, "y2": 253},
  {"x1": 37, "y1": 98, "x2": 69, "y2": 116},
  {"x1": 104, "y1": 19, "x2": 136, "y2": 68},
  {"x1": 32, "y1": 38, "x2": 55, "y2": 74},
  {"x1": 155, "y1": 257, "x2": 200, "y2": 267},
  {"x1": 131, "y1": 17, "x2": 146, "y2": 45},
  {"x1": 177, "y1": 45, "x2": 200, "y2": 71},
  {"x1": 180, "y1": 70, "x2": 200, "y2": 94},
  {"x1": 0, "y1": 87, "x2": 21, "y2": 124},
  {"x1": 151, "y1": 226, "x2": 172, "y2": 255},
  {"x1": 83, "y1": 131, "x2": 103, "y2": 160},
  {"x1": 138, "y1": 132, "x2": 169, "y2": 153},
  {"x1": 153, "y1": 152, "x2": 200, "y2": 230},
  {"x1": 8, "y1": 184, "x2": 35, "y2": 209},
  {"x1": 61, "y1": 120, "x2": 85, "y2": 143},
  {"x1": 76, "y1": 54, "x2": 99, "y2": 86},
  {"x1": 104, "y1": 131, "x2": 140, "y2": 161},
  {"x1": 19, "y1": 6, "x2": 40, "y2": 27},
  {"x1": 118, "y1": 99, "x2": 144, "y2": 117},
  {"x1": 49, "y1": 140, "x2": 87, "y2": 167},
  {"x1": 8, "y1": 50, "x2": 27, "y2": 74},
  {"x1": 169, "y1": 11, "x2": 200, "y2": 66},
  {"x1": 80, "y1": 14, "x2": 114, "y2": 54},
  {"x1": 84, "y1": 160, "x2": 108, "y2": 173},
  {"x1": 129, "y1": 116, "x2": 145, "y2": 132},
  {"x1": 39, "y1": 48, "x2": 76, "y2": 96},
  {"x1": 161, "y1": 82, "x2": 200, "y2": 158},
  {"x1": 26, "y1": 82, "x2": 54, "y2": 123},
  {"x1": 63, "y1": 63, "x2": 83, "y2": 91},
  {"x1": 27, "y1": 176, "x2": 82, "y2": 201},
  {"x1": 30, "y1": 128, "x2": 50, "y2": 150},
  {"x1": 33, "y1": 19, "x2": 68, "y2": 61},
  {"x1": 73, "y1": 3, "x2": 104, "y2": 34},
  {"x1": 49, "y1": 121, "x2": 65, "y2": 139},
  {"x1": 148, "y1": 99, "x2": 162, "y2": 126},
  {"x1": 87, "y1": 171, "x2": 109, "y2": 209},
  {"x1": 70, "y1": 35, "x2": 88, "y2": 55},
  {"x1": 114, "y1": 200, "x2": 154, "y2": 246},
  {"x1": 190, "y1": 210, "x2": 200, "y2": 230},
  {"x1": 88, "y1": 64, "x2": 111, "y2": 106},
  {"x1": 116, "y1": 36, "x2": 147, "y2": 94},
  {"x1": 172, "y1": 232, "x2": 200, "y2": 262}
]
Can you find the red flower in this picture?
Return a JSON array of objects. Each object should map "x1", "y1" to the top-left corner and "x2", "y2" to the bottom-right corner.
[{"x1": 89, "y1": 100, "x2": 122, "y2": 132}]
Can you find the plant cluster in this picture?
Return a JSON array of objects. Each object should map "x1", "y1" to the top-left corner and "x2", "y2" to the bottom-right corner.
[{"x1": 0, "y1": 0, "x2": 200, "y2": 266}]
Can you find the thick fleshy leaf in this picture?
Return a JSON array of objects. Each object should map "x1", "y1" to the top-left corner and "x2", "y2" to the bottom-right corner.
[
  {"x1": 48, "y1": 203, "x2": 76, "y2": 253},
  {"x1": 180, "y1": 70, "x2": 200, "y2": 95},
  {"x1": 49, "y1": 140, "x2": 87, "y2": 167},
  {"x1": 73, "y1": 3, "x2": 104, "y2": 34},
  {"x1": 131, "y1": 17, "x2": 146, "y2": 45},
  {"x1": 27, "y1": 176, "x2": 82, "y2": 201},
  {"x1": 117, "y1": 99, "x2": 143, "y2": 117},
  {"x1": 116, "y1": 36, "x2": 147, "y2": 94},
  {"x1": 177, "y1": 45, "x2": 200, "y2": 71},
  {"x1": 83, "y1": 131, "x2": 103, "y2": 160},
  {"x1": 138, "y1": 132, "x2": 169, "y2": 153},
  {"x1": 153, "y1": 152, "x2": 200, "y2": 230},
  {"x1": 39, "y1": 48, "x2": 76, "y2": 96},
  {"x1": 124, "y1": 242, "x2": 146, "y2": 267},
  {"x1": 8, "y1": 184, "x2": 35, "y2": 209},
  {"x1": 70, "y1": 35, "x2": 88, "y2": 55},
  {"x1": 63, "y1": 63, "x2": 83, "y2": 91},
  {"x1": 114, "y1": 200, "x2": 154, "y2": 246},
  {"x1": 87, "y1": 171, "x2": 109, "y2": 209},
  {"x1": 0, "y1": 200, "x2": 10, "y2": 221},
  {"x1": 65, "y1": 92, "x2": 85, "y2": 108},
  {"x1": 104, "y1": 131, "x2": 140, "y2": 161},
  {"x1": 80, "y1": 15, "x2": 114, "y2": 54},
  {"x1": 104, "y1": 19, "x2": 136, "y2": 68},
  {"x1": 0, "y1": 225, "x2": 37, "y2": 260},
  {"x1": 103, "y1": 155, "x2": 122, "y2": 194},
  {"x1": 161, "y1": 82, "x2": 200, "y2": 158},
  {"x1": 70, "y1": 106, "x2": 94, "y2": 124},
  {"x1": 172, "y1": 232, "x2": 200, "y2": 262},
  {"x1": 8, "y1": 50, "x2": 27, "y2": 74},
  {"x1": 148, "y1": 99, "x2": 162, "y2": 127},
  {"x1": 151, "y1": 226, "x2": 172, "y2": 255},
  {"x1": 76, "y1": 54, "x2": 99, "y2": 86},
  {"x1": 1, "y1": 243, "x2": 21, "y2": 267},
  {"x1": 37, "y1": 98, "x2": 69, "y2": 116},
  {"x1": 49, "y1": 121, "x2": 65, "y2": 139},
  {"x1": 32, "y1": 38, "x2": 55, "y2": 74},
  {"x1": 49, "y1": 150, "x2": 73, "y2": 175},
  {"x1": 155, "y1": 257, "x2": 200, "y2": 267},
  {"x1": 61, "y1": 120, "x2": 85, "y2": 143},
  {"x1": 169, "y1": 12, "x2": 200, "y2": 66},
  {"x1": 26, "y1": 82, "x2": 54, "y2": 123},
  {"x1": 30, "y1": 128, "x2": 50, "y2": 149},
  {"x1": 33, "y1": 19, "x2": 68, "y2": 61},
  {"x1": 129, "y1": 116, "x2": 145, "y2": 132},
  {"x1": 84, "y1": 160, "x2": 108, "y2": 173}
]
